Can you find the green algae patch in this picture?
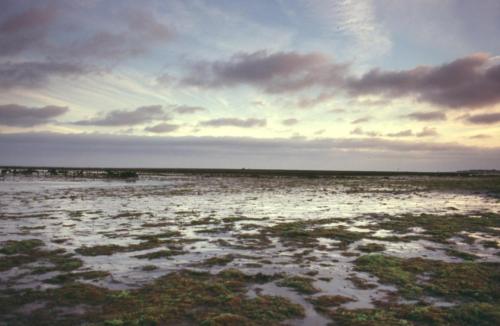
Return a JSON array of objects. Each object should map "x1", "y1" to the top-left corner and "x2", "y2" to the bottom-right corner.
[
  {"x1": 445, "y1": 249, "x2": 480, "y2": 261},
  {"x1": 0, "y1": 240, "x2": 83, "y2": 273},
  {"x1": 0, "y1": 269, "x2": 304, "y2": 325},
  {"x1": 308, "y1": 295, "x2": 355, "y2": 309},
  {"x1": 480, "y1": 240, "x2": 499, "y2": 249},
  {"x1": 201, "y1": 312, "x2": 252, "y2": 325},
  {"x1": 75, "y1": 238, "x2": 174, "y2": 256},
  {"x1": 354, "y1": 254, "x2": 500, "y2": 302},
  {"x1": 0, "y1": 239, "x2": 44, "y2": 255},
  {"x1": 45, "y1": 271, "x2": 111, "y2": 284},
  {"x1": 75, "y1": 244, "x2": 125, "y2": 256},
  {"x1": 371, "y1": 213, "x2": 500, "y2": 243},
  {"x1": 413, "y1": 175, "x2": 500, "y2": 196},
  {"x1": 347, "y1": 274, "x2": 377, "y2": 290},
  {"x1": 265, "y1": 221, "x2": 366, "y2": 247},
  {"x1": 357, "y1": 243, "x2": 386, "y2": 253},
  {"x1": 134, "y1": 230, "x2": 181, "y2": 241},
  {"x1": 222, "y1": 216, "x2": 266, "y2": 223},
  {"x1": 330, "y1": 303, "x2": 500, "y2": 326},
  {"x1": 199, "y1": 254, "x2": 236, "y2": 267},
  {"x1": 141, "y1": 265, "x2": 158, "y2": 271},
  {"x1": 134, "y1": 249, "x2": 184, "y2": 260},
  {"x1": 277, "y1": 276, "x2": 319, "y2": 294}
]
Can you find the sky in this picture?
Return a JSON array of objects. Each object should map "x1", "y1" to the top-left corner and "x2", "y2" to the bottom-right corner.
[{"x1": 0, "y1": 0, "x2": 499, "y2": 171}]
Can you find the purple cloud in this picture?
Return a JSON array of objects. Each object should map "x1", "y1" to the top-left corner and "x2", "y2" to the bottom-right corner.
[
  {"x1": 348, "y1": 53, "x2": 500, "y2": 109},
  {"x1": 0, "y1": 104, "x2": 68, "y2": 126},
  {"x1": 350, "y1": 127, "x2": 379, "y2": 137},
  {"x1": 0, "y1": 5, "x2": 57, "y2": 57},
  {"x1": 405, "y1": 111, "x2": 447, "y2": 121},
  {"x1": 387, "y1": 129, "x2": 413, "y2": 137},
  {"x1": 67, "y1": 9, "x2": 173, "y2": 60},
  {"x1": 416, "y1": 127, "x2": 439, "y2": 137},
  {"x1": 0, "y1": 61, "x2": 86, "y2": 89},
  {"x1": 2, "y1": 132, "x2": 499, "y2": 171},
  {"x1": 464, "y1": 112, "x2": 500, "y2": 125},
  {"x1": 145, "y1": 123, "x2": 179, "y2": 133},
  {"x1": 199, "y1": 118, "x2": 266, "y2": 128},
  {"x1": 74, "y1": 105, "x2": 167, "y2": 126},
  {"x1": 469, "y1": 134, "x2": 491, "y2": 139},
  {"x1": 179, "y1": 50, "x2": 500, "y2": 110},
  {"x1": 172, "y1": 105, "x2": 206, "y2": 114},
  {"x1": 351, "y1": 116, "x2": 372, "y2": 124},
  {"x1": 181, "y1": 50, "x2": 348, "y2": 93}
]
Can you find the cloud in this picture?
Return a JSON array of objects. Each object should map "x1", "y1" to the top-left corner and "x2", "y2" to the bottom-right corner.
[
  {"x1": 352, "y1": 127, "x2": 437, "y2": 139},
  {"x1": 0, "y1": 104, "x2": 68, "y2": 127},
  {"x1": 405, "y1": 111, "x2": 447, "y2": 121},
  {"x1": 386, "y1": 129, "x2": 413, "y2": 137},
  {"x1": 282, "y1": 118, "x2": 299, "y2": 126},
  {"x1": 464, "y1": 112, "x2": 500, "y2": 125},
  {"x1": 349, "y1": 98, "x2": 391, "y2": 107},
  {"x1": 172, "y1": 105, "x2": 206, "y2": 114},
  {"x1": 350, "y1": 127, "x2": 363, "y2": 135},
  {"x1": 2, "y1": 132, "x2": 499, "y2": 171},
  {"x1": 74, "y1": 105, "x2": 167, "y2": 126},
  {"x1": 178, "y1": 50, "x2": 500, "y2": 110},
  {"x1": 296, "y1": 92, "x2": 336, "y2": 108},
  {"x1": 0, "y1": 5, "x2": 57, "y2": 57},
  {"x1": 469, "y1": 134, "x2": 491, "y2": 139},
  {"x1": 303, "y1": 0, "x2": 392, "y2": 59},
  {"x1": 199, "y1": 118, "x2": 266, "y2": 128},
  {"x1": 350, "y1": 127, "x2": 379, "y2": 137},
  {"x1": 0, "y1": 61, "x2": 87, "y2": 89},
  {"x1": 67, "y1": 9, "x2": 174, "y2": 60},
  {"x1": 327, "y1": 108, "x2": 346, "y2": 114},
  {"x1": 416, "y1": 127, "x2": 438, "y2": 137},
  {"x1": 347, "y1": 53, "x2": 500, "y2": 109},
  {"x1": 0, "y1": 3, "x2": 173, "y2": 61},
  {"x1": 351, "y1": 116, "x2": 372, "y2": 124},
  {"x1": 180, "y1": 50, "x2": 348, "y2": 94},
  {"x1": 144, "y1": 123, "x2": 179, "y2": 133}
]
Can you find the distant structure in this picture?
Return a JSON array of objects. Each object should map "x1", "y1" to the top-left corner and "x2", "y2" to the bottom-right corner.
[
  {"x1": 0, "y1": 167, "x2": 139, "y2": 179},
  {"x1": 457, "y1": 169, "x2": 500, "y2": 175}
]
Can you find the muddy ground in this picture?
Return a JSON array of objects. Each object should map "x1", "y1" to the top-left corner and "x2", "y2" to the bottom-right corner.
[{"x1": 0, "y1": 171, "x2": 499, "y2": 325}]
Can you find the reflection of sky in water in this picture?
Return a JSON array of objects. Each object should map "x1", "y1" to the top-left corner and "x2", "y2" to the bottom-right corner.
[
  {"x1": 1, "y1": 174, "x2": 499, "y2": 322},
  {"x1": 1, "y1": 175, "x2": 498, "y2": 218}
]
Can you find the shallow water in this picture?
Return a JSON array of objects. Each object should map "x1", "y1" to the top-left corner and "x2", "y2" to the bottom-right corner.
[{"x1": 1, "y1": 174, "x2": 499, "y2": 324}]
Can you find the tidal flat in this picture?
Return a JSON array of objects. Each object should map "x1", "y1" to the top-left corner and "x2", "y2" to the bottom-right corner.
[{"x1": 0, "y1": 170, "x2": 499, "y2": 325}]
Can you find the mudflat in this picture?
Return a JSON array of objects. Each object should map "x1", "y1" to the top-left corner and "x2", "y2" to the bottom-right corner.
[{"x1": 1, "y1": 170, "x2": 499, "y2": 325}]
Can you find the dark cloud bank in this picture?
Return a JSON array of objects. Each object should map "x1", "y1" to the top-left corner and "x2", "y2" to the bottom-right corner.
[
  {"x1": 74, "y1": 105, "x2": 168, "y2": 126},
  {"x1": 465, "y1": 112, "x2": 500, "y2": 125},
  {"x1": 0, "y1": 4, "x2": 56, "y2": 57},
  {"x1": 179, "y1": 50, "x2": 348, "y2": 94},
  {"x1": 0, "y1": 61, "x2": 86, "y2": 89},
  {"x1": 180, "y1": 51, "x2": 500, "y2": 110},
  {"x1": 1, "y1": 132, "x2": 499, "y2": 171},
  {"x1": 0, "y1": 104, "x2": 68, "y2": 126}
]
